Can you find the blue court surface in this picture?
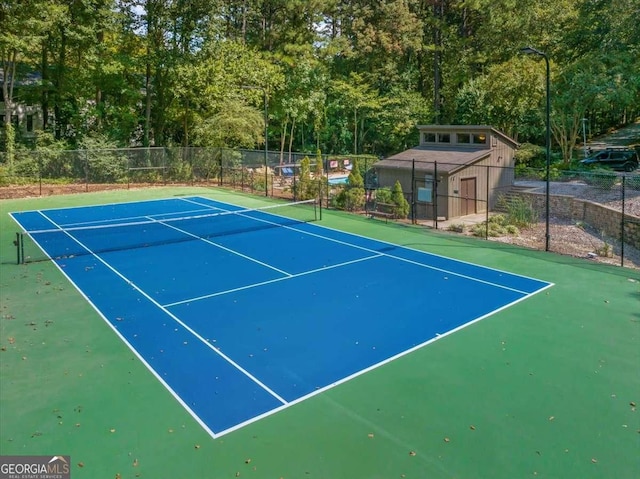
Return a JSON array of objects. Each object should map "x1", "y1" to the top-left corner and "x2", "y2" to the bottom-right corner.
[{"x1": 10, "y1": 196, "x2": 553, "y2": 437}]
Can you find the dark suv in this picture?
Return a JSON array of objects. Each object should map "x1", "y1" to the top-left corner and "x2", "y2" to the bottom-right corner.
[{"x1": 579, "y1": 146, "x2": 639, "y2": 172}]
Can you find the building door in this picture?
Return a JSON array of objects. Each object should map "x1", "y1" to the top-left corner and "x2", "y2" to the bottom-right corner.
[{"x1": 460, "y1": 177, "x2": 477, "y2": 215}]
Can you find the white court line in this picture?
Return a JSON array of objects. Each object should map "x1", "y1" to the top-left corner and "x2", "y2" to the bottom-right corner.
[
  {"x1": 184, "y1": 196, "x2": 552, "y2": 289},
  {"x1": 14, "y1": 195, "x2": 193, "y2": 214},
  {"x1": 162, "y1": 254, "x2": 383, "y2": 308},
  {"x1": 34, "y1": 209, "x2": 289, "y2": 408},
  {"x1": 184, "y1": 198, "x2": 536, "y2": 296},
  {"x1": 151, "y1": 216, "x2": 293, "y2": 277},
  {"x1": 61, "y1": 205, "x2": 225, "y2": 228},
  {"x1": 213, "y1": 281, "x2": 555, "y2": 438},
  {"x1": 20, "y1": 196, "x2": 554, "y2": 439}
]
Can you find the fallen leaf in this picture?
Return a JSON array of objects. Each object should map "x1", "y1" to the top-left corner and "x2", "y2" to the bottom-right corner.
[
  {"x1": 548, "y1": 416, "x2": 555, "y2": 421},
  {"x1": 409, "y1": 451, "x2": 416, "y2": 456},
  {"x1": 469, "y1": 425, "x2": 476, "y2": 430},
  {"x1": 630, "y1": 401, "x2": 637, "y2": 407},
  {"x1": 245, "y1": 459, "x2": 251, "y2": 464},
  {"x1": 194, "y1": 444, "x2": 201, "y2": 449},
  {"x1": 77, "y1": 463, "x2": 84, "y2": 468},
  {"x1": 109, "y1": 428, "x2": 116, "y2": 433},
  {"x1": 367, "y1": 433, "x2": 374, "y2": 438},
  {"x1": 444, "y1": 437, "x2": 450, "y2": 443},
  {"x1": 133, "y1": 459, "x2": 138, "y2": 467},
  {"x1": 591, "y1": 458, "x2": 597, "y2": 463}
]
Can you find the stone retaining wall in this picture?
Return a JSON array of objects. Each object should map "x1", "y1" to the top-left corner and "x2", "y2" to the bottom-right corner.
[{"x1": 518, "y1": 191, "x2": 640, "y2": 250}]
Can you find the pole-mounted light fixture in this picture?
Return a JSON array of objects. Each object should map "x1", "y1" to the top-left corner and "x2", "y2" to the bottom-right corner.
[{"x1": 520, "y1": 46, "x2": 551, "y2": 252}]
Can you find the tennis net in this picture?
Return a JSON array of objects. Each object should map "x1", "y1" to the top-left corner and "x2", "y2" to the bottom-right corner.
[{"x1": 15, "y1": 199, "x2": 318, "y2": 264}]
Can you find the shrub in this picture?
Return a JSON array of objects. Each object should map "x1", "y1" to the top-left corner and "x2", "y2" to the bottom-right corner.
[
  {"x1": 504, "y1": 196, "x2": 538, "y2": 228},
  {"x1": 447, "y1": 223, "x2": 465, "y2": 233},
  {"x1": 390, "y1": 180, "x2": 410, "y2": 219},
  {"x1": 515, "y1": 143, "x2": 545, "y2": 168},
  {"x1": 375, "y1": 187, "x2": 393, "y2": 204}
]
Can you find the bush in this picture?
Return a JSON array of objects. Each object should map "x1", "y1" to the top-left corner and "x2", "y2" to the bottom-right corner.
[
  {"x1": 375, "y1": 187, "x2": 393, "y2": 204},
  {"x1": 335, "y1": 159, "x2": 366, "y2": 211},
  {"x1": 515, "y1": 143, "x2": 546, "y2": 168},
  {"x1": 499, "y1": 196, "x2": 538, "y2": 228},
  {"x1": 447, "y1": 223, "x2": 465, "y2": 233},
  {"x1": 390, "y1": 180, "x2": 410, "y2": 219},
  {"x1": 470, "y1": 213, "x2": 521, "y2": 238}
]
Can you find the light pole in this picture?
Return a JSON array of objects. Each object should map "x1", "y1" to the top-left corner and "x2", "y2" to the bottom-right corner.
[
  {"x1": 242, "y1": 85, "x2": 268, "y2": 197},
  {"x1": 521, "y1": 46, "x2": 551, "y2": 251}
]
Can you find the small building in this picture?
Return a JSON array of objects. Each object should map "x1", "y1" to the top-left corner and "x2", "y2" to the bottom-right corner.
[
  {"x1": 375, "y1": 125, "x2": 519, "y2": 220},
  {"x1": 0, "y1": 68, "x2": 44, "y2": 141}
]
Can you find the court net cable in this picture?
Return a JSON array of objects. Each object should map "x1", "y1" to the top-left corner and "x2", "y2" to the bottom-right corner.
[{"x1": 15, "y1": 199, "x2": 318, "y2": 264}]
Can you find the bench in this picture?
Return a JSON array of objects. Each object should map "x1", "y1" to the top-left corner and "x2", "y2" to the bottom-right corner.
[{"x1": 368, "y1": 203, "x2": 395, "y2": 223}]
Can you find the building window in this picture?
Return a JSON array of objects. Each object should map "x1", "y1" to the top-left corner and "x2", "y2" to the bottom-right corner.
[
  {"x1": 423, "y1": 132, "x2": 436, "y2": 143},
  {"x1": 472, "y1": 133, "x2": 487, "y2": 144},
  {"x1": 418, "y1": 174, "x2": 434, "y2": 202},
  {"x1": 457, "y1": 133, "x2": 471, "y2": 144},
  {"x1": 12, "y1": 115, "x2": 19, "y2": 129},
  {"x1": 438, "y1": 133, "x2": 450, "y2": 143},
  {"x1": 26, "y1": 115, "x2": 34, "y2": 132}
]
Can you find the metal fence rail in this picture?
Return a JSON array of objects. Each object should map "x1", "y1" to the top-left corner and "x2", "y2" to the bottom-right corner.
[{"x1": 1, "y1": 148, "x2": 638, "y2": 268}]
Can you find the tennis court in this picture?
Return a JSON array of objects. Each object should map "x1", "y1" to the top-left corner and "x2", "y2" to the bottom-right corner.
[
  {"x1": 1, "y1": 188, "x2": 638, "y2": 479},
  {"x1": 10, "y1": 196, "x2": 551, "y2": 437}
]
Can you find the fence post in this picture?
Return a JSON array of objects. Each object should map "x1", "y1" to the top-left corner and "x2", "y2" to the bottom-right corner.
[
  {"x1": 434, "y1": 161, "x2": 439, "y2": 229},
  {"x1": 621, "y1": 175, "x2": 625, "y2": 268},
  {"x1": 84, "y1": 150, "x2": 89, "y2": 192},
  {"x1": 485, "y1": 164, "x2": 490, "y2": 239},
  {"x1": 38, "y1": 151, "x2": 42, "y2": 196},
  {"x1": 411, "y1": 159, "x2": 416, "y2": 224}
]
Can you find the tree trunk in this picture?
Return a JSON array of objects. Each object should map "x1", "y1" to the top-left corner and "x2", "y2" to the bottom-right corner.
[
  {"x1": 279, "y1": 118, "x2": 288, "y2": 164},
  {"x1": 53, "y1": 27, "x2": 67, "y2": 140},
  {"x1": 288, "y1": 117, "x2": 296, "y2": 163}
]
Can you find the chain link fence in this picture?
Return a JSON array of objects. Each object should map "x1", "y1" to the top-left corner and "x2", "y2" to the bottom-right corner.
[{"x1": 1, "y1": 148, "x2": 638, "y2": 268}]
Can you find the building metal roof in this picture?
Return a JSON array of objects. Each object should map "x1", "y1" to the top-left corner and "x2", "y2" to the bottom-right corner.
[{"x1": 375, "y1": 146, "x2": 491, "y2": 174}]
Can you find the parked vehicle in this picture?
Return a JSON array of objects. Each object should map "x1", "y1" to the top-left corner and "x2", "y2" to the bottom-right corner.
[{"x1": 579, "y1": 146, "x2": 639, "y2": 172}]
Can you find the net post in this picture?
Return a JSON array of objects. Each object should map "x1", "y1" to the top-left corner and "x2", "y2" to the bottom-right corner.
[{"x1": 16, "y1": 232, "x2": 21, "y2": 264}]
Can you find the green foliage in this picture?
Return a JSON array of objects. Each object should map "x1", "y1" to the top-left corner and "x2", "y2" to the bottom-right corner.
[
  {"x1": 390, "y1": 180, "x2": 410, "y2": 219},
  {"x1": 496, "y1": 196, "x2": 539, "y2": 228},
  {"x1": 515, "y1": 143, "x2": 546, "y2": 168},
  {"x1": 3, "y1": 0, "x2": 638, "y2": 164},
  {"x1": 335, "y1": 159, "x2": 365, "y2": 211},
  {"x1": 79, "y1": 134, "x2": 127, "y2": 183},
  {"x1": 3, "y1": 122, "x2": 16, "y2": 167},
  {"x1": 375, "y1": 187, "x2": 393, "y2": 204},
  {"x1": 294, "y1": 156, "x2": 316, "y2": 200},
  {"x1": 447, "y1": 223, "x2": 466, "y2": 233},
  {"x1": 471, "y1": 213, "x2": 522, "y2": 238}
]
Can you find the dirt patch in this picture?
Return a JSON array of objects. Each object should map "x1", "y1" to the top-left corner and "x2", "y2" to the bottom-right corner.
[{"x1": 491, "y1": 217, "x2": 640, "y2": 269}]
